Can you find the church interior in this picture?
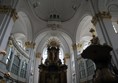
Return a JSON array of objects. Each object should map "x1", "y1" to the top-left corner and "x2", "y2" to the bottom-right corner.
[{"x1": 0, "y1": 0, "x2": 118, "y2": 83}]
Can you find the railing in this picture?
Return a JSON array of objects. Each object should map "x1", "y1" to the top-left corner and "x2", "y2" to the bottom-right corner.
[{"x1": 10, "y1": 36, "x2": 29, "y2": 59}]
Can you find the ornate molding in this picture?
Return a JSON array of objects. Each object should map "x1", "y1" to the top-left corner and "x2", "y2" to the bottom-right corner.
[
  {"x1": 65, "y1": 53, "x2": 70, "y2": 59},
  {"x1": 47, "y1": 21, "x2": 62, "y2": 30},
  {"x1": 11, "y1": 9, "x2": 18, "y2": 22},
  {"x1": 72, "y1": 43, "x2": 77, "y2": 50},
  {"x1": 91, "y1": 11, "x2": 112, "y2": 25},
  {"x1": 0, "y1": 5, "x2": 12, "y2": 13},
  {"x1": 25, "y1": 41, "x2": 35, "y2": 49},
  {"x1": 91, "y1": 15, "x2": 98, "y2": 26},
  {"x1": 0, "y1": 50, "x2": 6, "y2": 56},
  {"x1": 97, "y1": 11, "x2": 111, "y2": 19},
  {"x1": 36, "y1": 52, "x2": 41, "y2": 58}
]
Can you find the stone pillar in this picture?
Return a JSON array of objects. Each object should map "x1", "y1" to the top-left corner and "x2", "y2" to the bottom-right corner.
[
  {"x1": 25, "y1": 41, "x2": 35, "y2": 83},
  {"x1": 65, "y1": 53, "x2": 72, "y2": 83},
  {"x1": 72, "y1": 43, "x2": 80, "y2": 83},
  {"x1": 34, "y1": 52, "x2": 41, "y2": 83},
  {"x1": 0, "y1": 9, "x2": 15, "y2": 50}
]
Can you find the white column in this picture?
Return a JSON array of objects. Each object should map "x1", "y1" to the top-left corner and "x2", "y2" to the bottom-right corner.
[
  {"x1": 25, "y1": 41, "x2": 35, "y2": 83},
  {"x1": 72, "y1": 43, "x2": 80, "y2": 83},
  {"x1": 33, "y1": 52, "x2": 41, "y2": 83},
  {"x1": 65, "y1": 57, "x2": 72, "y2": 83},
  {"x1": 100, "y1": 14, "x2": 118, "y2": 67},
  {"x1": 0, "y1": 18, "x2": 14, "y2": 50}
]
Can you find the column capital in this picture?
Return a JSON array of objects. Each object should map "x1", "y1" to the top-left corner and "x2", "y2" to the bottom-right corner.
[
  {"x1": 98, "y1": 11, "x2": 111, "y2": 19},
  {"x1": 11, "y1": 9, "x2": 18, "y2": 22},
  {"x1": 65, "y1": 53, "x2": 70, "y2": 59},
  {"x1": 8, "y1": 37, "x2": 13, "y2": 47},
  {"x1": 0, "y1": 5, "x2": 12, "y2": 13},
  {"x1": 25, "y1": 41, "x2": 35, "y2": 49},
  {"x1": 35, "y1": 52, "x2": 41, "y2": 58},
  {"x1": 72, "y1": 43, "x2": 77, "y2": 50},
  {"x1": 91, "y1": 11, "x2": 112, "y2": 25}
]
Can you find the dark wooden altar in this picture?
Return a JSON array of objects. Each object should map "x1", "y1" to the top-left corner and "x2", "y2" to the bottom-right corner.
[{"x1": 38, "y1": 40, "x2": 67, "y2": 83}]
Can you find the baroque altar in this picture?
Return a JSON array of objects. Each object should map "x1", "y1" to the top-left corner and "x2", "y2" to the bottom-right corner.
[{"x1": 38, "y1": 38, "x2": 67, "y2": 83}]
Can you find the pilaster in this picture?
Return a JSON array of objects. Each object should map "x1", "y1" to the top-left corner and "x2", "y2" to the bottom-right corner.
[
  {"x1": 25, "y1": 41, "x2": 35, "y2": 83},
  {"x1": 34, "y1": 52, "x2": 41, "y2": 83},
  {"x1": 72, "y1": 43, "x2": 80, "y2": 83}
]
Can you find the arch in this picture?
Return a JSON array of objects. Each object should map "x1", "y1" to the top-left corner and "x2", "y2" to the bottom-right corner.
[
  {"x1": 11, "y1": 11, "x2": 32, "y2": 41},
  {"x1": 76, "y1": 15, "x2": 97, "y2": 54},
  {"x1": 35, "y1": 30, "x2": 73, "y2": 58}
]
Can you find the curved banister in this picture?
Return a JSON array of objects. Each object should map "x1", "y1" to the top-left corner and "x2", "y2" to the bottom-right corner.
[{"x1": 10, "y1": 36, "x2": 30, "y2": 59}]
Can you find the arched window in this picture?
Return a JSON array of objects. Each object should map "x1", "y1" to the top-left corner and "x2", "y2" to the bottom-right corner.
[
  {"x1": 11, "y1": 56, "x2": 20, "y2": 75},
  {"x1": 112, "y1": 22, "x2": 118, "y2": 34},
  {"x1": 79, "y1": 61, "x2": 86, "y2": 79},
  {"x1": 59, "y1": 48, "x2": 64, "y2": 64},
  {"x1": 42, "y1": 48, "x2": 48, "y2": 63},
  {"x1": 6, "y1": 48, "x2": 13, "y2": 70},
  {"x1": 86, "y1": 59, "x2": 95, "y2": 76},
  {"x1": 20, "y1": 61, "x2": 27, "y2": 78}
]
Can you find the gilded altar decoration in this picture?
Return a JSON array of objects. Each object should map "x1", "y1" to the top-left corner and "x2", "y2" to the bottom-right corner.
[
  {"x1": 39, "y1": 38, "x2": 67, "y2": 83},
  {"x1": 47, "y1": 38, "x2": 60, "y2": 47},
  {"x1": 25, "y1": 41, "x2": 35, "y2": 49}
]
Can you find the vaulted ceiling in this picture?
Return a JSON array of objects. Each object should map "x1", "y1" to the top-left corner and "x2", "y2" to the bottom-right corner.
[
  {"x1": 28, "y1": 0, "x2": 81, "y2": 22},
  {"x1": 14, "y1": 0, "x2": 95, "y2": 55}
]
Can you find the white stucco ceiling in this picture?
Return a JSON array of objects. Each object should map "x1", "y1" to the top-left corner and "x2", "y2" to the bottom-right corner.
[
  {"x1": 28, "y1": 0, "x2": 81, "y2": 22},
  {"x1": 14, "y1": 0, "x2": 118, "y2": 55}
]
